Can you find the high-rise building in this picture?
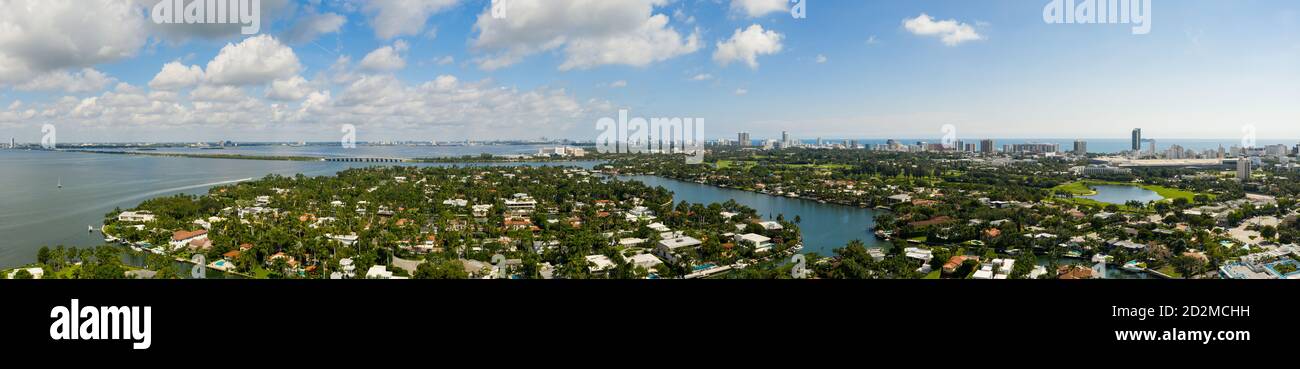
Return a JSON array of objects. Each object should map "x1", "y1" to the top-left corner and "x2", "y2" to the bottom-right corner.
[
  {"x1": 849, "y1": 140, "x2": 859, "y2": 149},
  {"x1": 1006, "y1": 143, "x2": 1060, "y2": 154},
  {"x1": 979, "y1": 139, "x2": 995, "y2": 154},
  {"x1": 1073, "y1": 140, "x2": 1087, "y2": 155},
  {"x1": 1131, "y1": 129, "x2": 1142, "y2": 151},
  {"x1": 737, "y1": 132, "x2": 750, "y2": 147},
  {"x1": 8, "y1": 138, "x2": 13, "y2": 149},
  {"x1": 816, "y1": 137, "x2": 823, "y2": 147},
  {"x1": 1237, "y1": 159, "x2": 1252, "y2": 181},
  {"x1": 781, "y1": 131, "x2": 790, "y2": 147}
]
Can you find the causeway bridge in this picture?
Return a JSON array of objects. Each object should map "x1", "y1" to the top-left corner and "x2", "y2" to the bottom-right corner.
[{"x1": 322, "y1": 157, "x2": 410, "y2": 163}]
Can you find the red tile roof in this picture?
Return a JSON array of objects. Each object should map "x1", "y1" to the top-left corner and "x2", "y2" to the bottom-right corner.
[{"x1": 172, "y1": 229, "x2": 207, "y2": 241}]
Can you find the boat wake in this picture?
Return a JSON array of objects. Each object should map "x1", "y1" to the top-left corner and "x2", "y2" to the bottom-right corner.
[{"x1": 106, "y1": 177, "x2": 256, "y2": 206}]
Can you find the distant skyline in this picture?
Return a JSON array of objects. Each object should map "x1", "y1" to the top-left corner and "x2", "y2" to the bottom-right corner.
[{"x1": 1, "y1": 0, "x2": 1298, "y2": 143}]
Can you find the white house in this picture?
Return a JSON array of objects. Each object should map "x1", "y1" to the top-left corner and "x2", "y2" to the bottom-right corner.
[
  {"x1": 7, "y1": 267, "x2": 44, "y2": 279},
  {"x1": 655, "y1": 236, "x2": 703, "y2": 263},
  {"x1": 626, "y1": 253, "x2": 663, "y2": 271},
  {"x1": 735, "y1": 233, "x2": 773, "y2": 253},
  {"x1": 365, "y1": 265, "x2": 407, "y2": 279},
  {"x1": 169, "y1": 230, "x2": 208, "y2": 250},
  {"x1": 472, "y1": 204, "x2": 493, "y2": 218},
  {"x1": 904, "y1": 247, "x2": 934, "y2": 263},
  {"x1": 585, "y1": 255, "x2": 616, "y2": 274},
  {"x1": 117, "y1": 211, "x2": 156, "y2": 223}
]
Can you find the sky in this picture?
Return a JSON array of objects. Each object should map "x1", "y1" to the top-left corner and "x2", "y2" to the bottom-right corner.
[{"x1": 0, "y1": 0, "x2": 1297, "y2": 143}]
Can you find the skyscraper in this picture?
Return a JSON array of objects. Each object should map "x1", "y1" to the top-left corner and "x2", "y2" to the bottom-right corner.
[
  {"x1": 781, "y1": 131, "x2": 790, "y2": 147},
  {"x1": 737, "y1": 132, "x2": 750, "y2": 147},
  {"x1": 1073, "y1": 140, "x2": 1087, "y2": 155},
  {"x1": 1237, "y1": 159, "x2": 1252, "y2": 181},
  {"x1": 1131, "y1": 129, "x2": 1142, "y2": 151},
  {"x1": 979, "y1": 139, "x2": 995, "y2": 154}
]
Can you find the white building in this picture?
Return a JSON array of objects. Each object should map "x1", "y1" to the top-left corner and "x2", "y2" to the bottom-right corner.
[
  {"x1": 1237, "y1": 159, "x2": 1253, "y2": 181},
  {"x1": 365, "y1": 265, "x2": 407, "y2": 279},
  {"x1": 626, "y1": 253, "x2": 663, "y2": 271},
  {"x1": 585, "y1": 255, "x2": 616, "y2": 274},
  {"x1": 6, "y1": 267, "x2": 44, "y2": 279},
  {"x1": 735, "y1": 233, "x2": 773, "y2": 253},
  {"x1": 117, "y1": 211, "x2": 156, "y2": 223},
  {"x1": 655, "y1": 236, "x2": 703, "y2": 263}
]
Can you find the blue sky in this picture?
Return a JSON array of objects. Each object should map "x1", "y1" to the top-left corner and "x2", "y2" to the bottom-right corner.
[{"x1": 0, "y1": 0, "x2": 1297, "y2": 143}]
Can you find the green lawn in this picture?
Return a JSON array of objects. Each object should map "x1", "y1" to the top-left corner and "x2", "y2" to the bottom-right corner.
[
  {"x1": 715, "y1": 160, "x2": 757, "y2": 170},
  {"x1": 1157, "y1": 265, "x2": 1183, "y2": 278},
  {"x1": 923, "y1": 270, "x2": 941, "y2": 279}
]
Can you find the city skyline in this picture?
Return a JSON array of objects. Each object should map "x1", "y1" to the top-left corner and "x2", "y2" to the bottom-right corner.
[{"x1": 0, "y1": 0, "x2": 1297, "y2": 143}]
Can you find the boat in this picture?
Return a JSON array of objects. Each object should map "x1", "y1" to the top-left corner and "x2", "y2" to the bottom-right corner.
[
  {"x1": 88, "y1": 225, "x2": 94, "y2": 233},
  {"x1": 57, "y1": 177, "x2": 62, "y2": 189}
]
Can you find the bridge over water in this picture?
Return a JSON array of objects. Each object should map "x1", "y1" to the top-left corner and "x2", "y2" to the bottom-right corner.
[{"x1": 322, "y1": 157, "x2": 410, "y2": 163}]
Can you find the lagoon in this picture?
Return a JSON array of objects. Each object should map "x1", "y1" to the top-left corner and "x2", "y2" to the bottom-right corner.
[
  {"x1": 1082, "y1": 185, "x2": 1165, "y2": 205},
  {"x1": 617, "y1": 175, "x2": 886, "y2": 257}
]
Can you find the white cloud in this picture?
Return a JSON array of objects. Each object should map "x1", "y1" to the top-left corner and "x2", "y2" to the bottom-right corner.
[
  {"x1": 729, "y1": 0, "x2": 787, "y2": 18},
  {"x1": 359, "y1": 41, "x2": 409, "y2": 72},
  {"x1": 713, "y1": 24, "x2": 784, "y2": 69},
  {"x1": 284, "y1": 12, "x2": 347, "y2": 44},
  {"x1": 0, "y1": 0, "x2": 146, "y2": 84},
  {"x1": 815, "y1": 54, "x2": 828, "y2": 64},
  {"x1": 363, "y1": 0, "x2": 461, "y2": 40},
  {"x1": 472, "y1": 0, "x2": 700, "y2": 71},
  {"x1": 266, "y1": 76, "x2": 315, "y2": 101},
  {"x1": 609, "y1": 80, "x2": 628, "y2": 88},
  {"x1": 204, "y1": 35, "x2": 303, "y2": 86},
  {"x1": 690, "y1": 73, "x2": 714, "y2": 81},
  {"x1": 903, "y1": 13, "x2": 983, "y2": 46},
  {"x1": 17, "y1": 69, "x2": 117, "y2": 93},
  {"x1": 434, "y1": 56, "x2": 455, "y2": 65},
  {"x1": 190, "y1": 85, "x2": 249, "y2": 103},
  {"x1": 734, "y1": 88, "x2": 748, "y2": 96},
  {"x1": 149, "y1": 62, "x2": 205, "y2": 90}
]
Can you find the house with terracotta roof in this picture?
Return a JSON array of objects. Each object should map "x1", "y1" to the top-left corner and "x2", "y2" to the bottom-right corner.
[
  {"x1": 169, "y1": 229, "x2": 208, "y2": 250},
  {"x1": 942, "y1": 255, "x2": 977, "y2": 275},
  {"x1": 984, "y1": 228, "x2": 1002, "y2": 238}
]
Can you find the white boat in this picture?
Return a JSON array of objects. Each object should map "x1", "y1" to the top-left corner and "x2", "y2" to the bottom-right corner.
[{"x1": 88, "y1": 225, "x2": 95, "y2": 233}]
